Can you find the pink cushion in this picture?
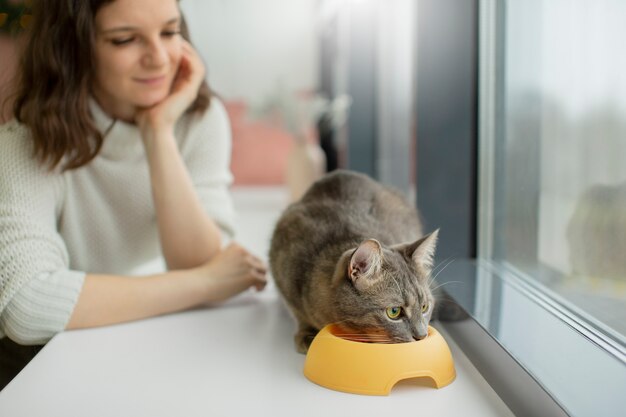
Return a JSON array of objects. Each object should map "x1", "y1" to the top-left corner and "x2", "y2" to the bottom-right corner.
[{"x1": 225, "y1": 100, "x2": 295, "y2": 185}]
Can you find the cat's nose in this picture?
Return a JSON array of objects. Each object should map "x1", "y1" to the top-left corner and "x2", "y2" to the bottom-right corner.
[
  {"x1": 413, "y1": 323, "x2": 429, "y2": 340},
  {"x1": 412, "y1": 332, "x2": 427, "y2": 341}
]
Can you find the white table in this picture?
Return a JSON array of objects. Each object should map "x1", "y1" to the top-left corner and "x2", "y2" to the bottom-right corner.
[{"x1": 0, "y1": 187, "x2": 514, "y2": 416}]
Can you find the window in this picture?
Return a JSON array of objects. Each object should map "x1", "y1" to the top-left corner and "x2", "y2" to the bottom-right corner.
[
  {"x1": 490, "y1": 0, "x2": 626, "y2": 346},
  {"x1": 326, "y1": 0, "x2": 626, "y2": 413},
  {"x1": 478, "y1": 0, "x2": 626, "y2": 415}
]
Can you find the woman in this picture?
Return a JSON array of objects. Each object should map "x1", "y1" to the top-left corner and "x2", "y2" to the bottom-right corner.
[{"x1": 0, "y1": 0, "x2": 267, "y2": 388}]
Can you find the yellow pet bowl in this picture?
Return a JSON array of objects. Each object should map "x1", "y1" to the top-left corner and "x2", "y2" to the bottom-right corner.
[{"x1": 303, "y1": 324, "x2": 456, "y2": 395}]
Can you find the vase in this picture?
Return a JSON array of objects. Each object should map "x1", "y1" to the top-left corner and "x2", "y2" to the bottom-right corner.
[{"x1": 286, "y1": 141, "x2": 326, "y2": 202}]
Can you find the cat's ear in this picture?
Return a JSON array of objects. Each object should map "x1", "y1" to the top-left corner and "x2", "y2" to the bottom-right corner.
[
  {"x1": 399, "y1": 229, "x2": 439, "y2": 275},
  {"x1": 348, "y1": 239, "x2": 383, "y2": 291}
]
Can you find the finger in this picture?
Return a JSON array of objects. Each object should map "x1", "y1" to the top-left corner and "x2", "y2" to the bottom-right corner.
[
  {"x1": 181, "y1": 39, "x2": 195, "y2": 53},
  {"x1": 252, "y1": 277, "x2": 267, "y2": 291},
  {"x1": 244, "y1": 251, "x2": 265, "y2": 265},
  {"x1": 180, "y1": 41, "x2": 205, "y2": 77},
  {"x1": 179, "y1": 54, "x2": 203, "y2": 85},
  {"x1": 250, "y1": 267, "x2": 267, "y2": 281},
  {"x1": 227, "y1": 242, "x2": 246, "y2": 254},
  {"x1": 246, "y1": 255, "x2": 267, "y2": 273},
  {"x1": 251, "y1": 265, "x2": 267, "y2": 277},
  {"x1": 181, "y1": 40, "x2": 201, "y2": 57},
  {"x1": 249, "y1": 267, "x2": 267, "y2": 280}
]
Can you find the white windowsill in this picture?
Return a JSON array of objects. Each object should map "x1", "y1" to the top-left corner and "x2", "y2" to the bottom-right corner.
[{"x1": 0, "y1": 186, "x2": 514, "y2": 416}]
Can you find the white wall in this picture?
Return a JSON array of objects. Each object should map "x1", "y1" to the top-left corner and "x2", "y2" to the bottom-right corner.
[
  {"x1": 375, "y1": 0, "x2": 416, "y2": 196},
  {"x1": 180, "y1": 0, "x2": 319, "y2": 102}
]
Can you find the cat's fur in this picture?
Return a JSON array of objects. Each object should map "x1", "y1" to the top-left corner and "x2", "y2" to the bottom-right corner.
[{"x1": 269, "y1": 170, "x2": 438, "y2": 353}]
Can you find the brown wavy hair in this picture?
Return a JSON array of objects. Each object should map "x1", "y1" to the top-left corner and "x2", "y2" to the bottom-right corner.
[{"x1": 12, "y1": 0, "x2": 211, "y2": 171}]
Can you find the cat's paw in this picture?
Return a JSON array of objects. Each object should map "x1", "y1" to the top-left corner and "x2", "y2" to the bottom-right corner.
[
  {"x1": 294, "y1": 331, "x2": 316, "y2": 354},
  {"x1": 433, "y1": 288, "x2": 469, "y2": 321},
  {"x1": 433, "y1": 297, "x2": 469, "y2": 321}
]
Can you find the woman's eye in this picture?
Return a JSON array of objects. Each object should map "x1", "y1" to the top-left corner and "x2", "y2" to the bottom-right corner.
[
  {"x1": 422, "y1": 303, "x2": 429, "y2": 313},
  {"x1": 386, "y1": 307, "x2": 402, "y2": 320},
  {"x1": 162, "y1": 30, "x2": 181, "y2": 38},
  {"x1": 111, "y1": 37, "x2": 134, "y2": 46}
]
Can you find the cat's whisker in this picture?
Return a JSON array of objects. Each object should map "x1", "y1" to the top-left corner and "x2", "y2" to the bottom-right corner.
[
  {"x1": 430, "y1": 280, "x2": 464, "y2": 292},
  {"x1": 427, "y1": 257, "x2": 456, "y2": 287},
  {"x1": 390, "y1": 274, "x2": 402, "y2": 295},
  {"x1": 431, "y1": 256, "x2": 454, "y2": 276},
  {"x1": 431, "y1": 256, "x2": 453, "y2": 274},
  {"x1": 429, "y1": 258, "x2": 457, "y2": 285}
]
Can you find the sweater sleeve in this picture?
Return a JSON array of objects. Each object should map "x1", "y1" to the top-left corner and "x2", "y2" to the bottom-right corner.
[
  {"x1": 0, "y1": 122, "x2": 85, "y2": 345},
  {"x1": 178, "y1": 98, "x2": 237, "y2": 239}
]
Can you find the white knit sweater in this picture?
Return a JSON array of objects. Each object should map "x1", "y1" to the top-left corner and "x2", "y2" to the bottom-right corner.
[{"x1": 0, "y1": 98, "x2": 235, "y2": 344}]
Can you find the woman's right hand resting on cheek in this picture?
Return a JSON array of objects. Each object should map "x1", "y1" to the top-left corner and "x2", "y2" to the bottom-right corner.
[{"x1": 196, "y1": 243, "x2": 268, "y2": 304}]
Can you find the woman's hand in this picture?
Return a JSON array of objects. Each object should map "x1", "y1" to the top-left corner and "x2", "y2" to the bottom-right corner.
[
  {"x1": 196, "y1": 243, "x2": 268, "y2": 304},
  {"x1": 136, "y1": 40, "x2": 205, "y2": 140},
  {"x1": 67, "y1": 244, "x2": 267, "y2": 330}
]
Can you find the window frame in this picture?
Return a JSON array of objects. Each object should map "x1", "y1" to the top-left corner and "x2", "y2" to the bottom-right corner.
[
  {"x1": 331, "y1": 0, "x2": 626, "y2": 411},
  {"x1": 416, "y1": 0, "x2": 626, "y2": 416}
]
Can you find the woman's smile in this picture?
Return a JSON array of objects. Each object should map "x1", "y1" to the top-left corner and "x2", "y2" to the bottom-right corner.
[{"x1": 134, "y1": 75, "x2": 168, "y2": 85}]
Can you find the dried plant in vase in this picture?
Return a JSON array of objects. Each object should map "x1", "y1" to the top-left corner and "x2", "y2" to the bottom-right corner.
[{"x1": 248, "y1": 81, "x2": 351, "y2": 201}]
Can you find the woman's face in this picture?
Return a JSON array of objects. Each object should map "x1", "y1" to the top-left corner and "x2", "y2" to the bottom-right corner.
[{"x1": 92, "y1": 0, "x2": 182, "y2": 121}]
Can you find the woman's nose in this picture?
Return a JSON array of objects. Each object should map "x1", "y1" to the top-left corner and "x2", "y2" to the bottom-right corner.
[{"x1": 143, "y1": 40, "x2": 168, "y2": 67}]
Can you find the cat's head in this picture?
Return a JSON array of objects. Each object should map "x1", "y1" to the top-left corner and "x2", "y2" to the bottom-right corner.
[{"x1": 331, "y1": 230, "x2": 439, "y2": 343}]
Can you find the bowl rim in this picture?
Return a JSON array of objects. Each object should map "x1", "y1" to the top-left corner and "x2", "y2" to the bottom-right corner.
[{"x1": 320, "y1": 323, "x2": 439, "y2": 348}]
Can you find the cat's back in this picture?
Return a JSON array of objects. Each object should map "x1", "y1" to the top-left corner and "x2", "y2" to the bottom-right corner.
[
  {"x1": 271, "y1": 170, "x2": 422, "y2": 258},
  {"x1": 270, "y1": 171, "x2": 358, "y2": 257},
  {"x1": 275, "y1": 171, "x2": 383, "y2": 241},
  {"x1": 300, "y1": 169, "x2": 374, "y2": 204},
  {"x1": 269, "y1": 170, "x2": 423, "y2": 310}
]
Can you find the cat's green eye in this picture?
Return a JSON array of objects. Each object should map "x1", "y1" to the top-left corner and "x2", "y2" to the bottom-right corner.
[
  {"x1": 386, "y1": 307, "x2": 402, "y2": 319},
  {"x1": 421, "y1": 303, "x2": 429, "y2": 313}
]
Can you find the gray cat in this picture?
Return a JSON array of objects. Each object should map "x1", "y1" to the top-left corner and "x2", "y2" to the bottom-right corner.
[{"x1": 269, "y1": 170, "x2": 438, "y2": 353}]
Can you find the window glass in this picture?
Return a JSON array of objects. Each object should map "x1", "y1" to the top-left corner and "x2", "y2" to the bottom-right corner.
[{"x1": 492, "y1": 0, "x2": 626, "y2": 346}]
